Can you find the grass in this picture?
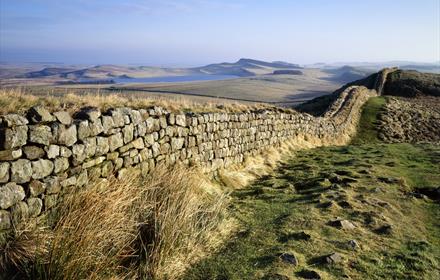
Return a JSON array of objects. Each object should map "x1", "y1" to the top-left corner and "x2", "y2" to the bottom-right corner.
[
  {"x1": 183, "y1": 143, "x2": 440, "y2": 280},
  {"x1": 0, "y1": 87, "x2": 272, "y2": 116},
  {"x1": 1, "y1": 164, "x2": 229, "y2": 280},
  {"x1": 351, "y1": 96, "x2": 386, "y2": 144}
]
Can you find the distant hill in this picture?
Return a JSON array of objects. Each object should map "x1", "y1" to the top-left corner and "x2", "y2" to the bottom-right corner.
[
  {"x1": 272, "y1": 70, "x2": 303, "y2": 75},
  {"x1": 14, "y1": 58, "x2": 304, "y2": 80},
  {"x1": 399, "y1": 64, "x2": 440, "y2": 73},
  {"x1": 193, "y1": 58, "x2": 303, "y2": 77},
  {"x1": 22, "y1": 67, "x2": 79, "y2": 78},
  {"x1": 323, "y1": 66, "x2": 372, "y2": 82},
  {"x1": 308, "y1": 61, "x2": 440, "y2": 74},
  {"x1": 25, "y1": 65, "x2": 195, "y2": 80}
]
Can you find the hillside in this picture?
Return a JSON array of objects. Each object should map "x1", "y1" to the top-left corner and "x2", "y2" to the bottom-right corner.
[
  {"x1": 384, "y1": 70, "x2": 440, "y2": 97},
  {"x1": 184, "y1": 96, "x2": 440, "y2": 280},
  {"x1": 322, "y1": 66, "x2": 372, "y2": 83},
  {"x1": 194, "y1": 58, "x2": 302, "y2": 77}
]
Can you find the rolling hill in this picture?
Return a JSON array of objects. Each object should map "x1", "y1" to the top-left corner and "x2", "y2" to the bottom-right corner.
[{"x1": 10, "y1": 58, "x2": 304, "y2": 81}]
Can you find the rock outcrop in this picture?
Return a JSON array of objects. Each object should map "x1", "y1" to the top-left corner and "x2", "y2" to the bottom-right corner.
[{"x1": 378, "y1": 97, "x2": 440, "y2": 143}]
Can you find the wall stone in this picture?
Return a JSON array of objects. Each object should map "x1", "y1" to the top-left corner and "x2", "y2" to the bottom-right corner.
[{"x1": 0, "y1": 85, "x2": 376, "y2": 231}]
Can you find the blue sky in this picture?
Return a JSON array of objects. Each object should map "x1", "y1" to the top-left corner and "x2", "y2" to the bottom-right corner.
[{"x1": 1, "y1": 0, "x2": 439, "y2": 66}]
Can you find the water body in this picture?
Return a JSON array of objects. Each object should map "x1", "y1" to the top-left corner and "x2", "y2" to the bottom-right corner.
[{"x1": 113, "y1": 74, "x2": 237, "y2": 84}]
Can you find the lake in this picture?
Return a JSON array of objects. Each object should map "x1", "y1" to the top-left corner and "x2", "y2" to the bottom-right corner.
[{"x1": 113, "y1": 74, "x2": 237, "y2": 84}]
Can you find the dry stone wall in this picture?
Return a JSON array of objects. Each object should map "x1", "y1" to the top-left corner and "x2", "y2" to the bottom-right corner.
[{"x1": 0, "y1": 86, "x2": 375, "y2": 231}]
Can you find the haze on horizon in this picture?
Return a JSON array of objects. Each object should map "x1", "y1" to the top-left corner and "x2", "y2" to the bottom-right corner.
[{"x1": 0, "y1": 0, "x2": 439, "y2": 67}]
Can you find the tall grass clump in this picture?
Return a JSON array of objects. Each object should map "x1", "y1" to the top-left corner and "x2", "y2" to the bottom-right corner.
[
  {"x1": 1, "y1": 164, "x2": 227, "y2": 280},
  {"x1": 136, "y1": 165, "x2": 227, "y2": 279}
]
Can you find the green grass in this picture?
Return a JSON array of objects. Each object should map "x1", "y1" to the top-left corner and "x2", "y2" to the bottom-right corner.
[
  {"x1": 183, "y1": 97, "x2": 440, "y2": 280},
  {"x1": 184, "y1": 144, "x2": 440, "y2": 280},
  {"x1": 351, "y1": 96, "x2": 386, "y2": 144}
]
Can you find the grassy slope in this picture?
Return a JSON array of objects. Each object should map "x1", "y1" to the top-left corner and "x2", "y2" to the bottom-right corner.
[
  {"x1": 184, "y1": 98, "x2": 440, "y2": 280},
  {"x1": 351, "y1": 96, "x2": 386, "y2": 145}
]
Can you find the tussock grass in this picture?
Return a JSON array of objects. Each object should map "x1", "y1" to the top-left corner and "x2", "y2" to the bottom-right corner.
[
  {"x1": 1, "y1": 164, "x2": 228, "y2": 280},
  {"x1": 0, "y1": 223, "x2": 47, "y2": 276},
  {"x1": 0, "y1": 87, "x2": 270, "y2": 116},
  {"x1": 136, "y1": 165, "x2": 228, "y2": 279}
]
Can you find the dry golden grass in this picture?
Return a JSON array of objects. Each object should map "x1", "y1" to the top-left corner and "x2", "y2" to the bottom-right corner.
[
  {"x1": 136, "y1": 165, "x2": 228, "y2": 279},
  {"x1": 1, "y1": 164, "x2": 228, "y2": 280},
  {"x1": 0, "y1": 223, "x2": 47, "y2": 275},
  {"x1": 0, "y1": 87, "x2": 274, "y2": 116}
]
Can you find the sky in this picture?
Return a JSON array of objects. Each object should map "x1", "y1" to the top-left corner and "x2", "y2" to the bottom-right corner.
[{"x1": 0, "y1": 0, "x2": 439, "y2": 66}]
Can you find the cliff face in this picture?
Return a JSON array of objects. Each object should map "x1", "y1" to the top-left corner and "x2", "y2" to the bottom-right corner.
[{"x1": 0, "y1": 85, "x2": 376, "y2": 231}]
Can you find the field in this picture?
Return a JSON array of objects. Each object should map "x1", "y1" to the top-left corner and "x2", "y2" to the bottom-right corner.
[
  {"x1": 0, "y1": 60, "x2": 347, "y2": 106},
  {"x1": 109, "y1": 69, "x2": 341, "y2": 105}
]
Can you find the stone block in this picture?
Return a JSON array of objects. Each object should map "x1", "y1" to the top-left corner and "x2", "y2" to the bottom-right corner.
[
  {"x1": 1, "y1": 114, "x2": 28, "y2": 127},
  {"x1": 72, "y1": 144, "x2": 86, "y2": 165},
  {"x1": 122, "y1": 124, "x2": 134, "y2": 144},
  {"x1": 32, "y1": 159, "x2": 54, "y2": 179},
  {"x1": 109, "y1": 133, "x2": 124, "y2": 151},
  {"x1": 175, "y1": 114, "x2": 186, "y2": 126},
  {"x1": 23, "y1": 145, "x2": 45, "y2": 160},
  {"x1": 1, "y1": 125, "x2": 28, "y2": 149},
  {"x1": 0, "y1": 182, "x2": 25, "y2": 209},
  {"x1": 54, "y1": 111, "x2": 72, "y2": 125},
  {"x1": 54, "y1": 157, "x2": 69, "y2": 174},
  {"x1": 0, "y1": 162, "x2": 10, "y2": 183},
  {"x1": 29, "y1": 180, "x2": 46, "y2": 196},
  {"x1": 44, "y1": 176, "x2": 61, "y2": 194},
  {"x1": 57, "y1": 124, "x2": 77, "y2": 146},
  {"x1": 74, "y1": 107, "x2": 101, "y2": 121},
  {"x1": 96, "y1": 136, "x2": 110, "y2": 155},
  {"x1": 27, "y1": 197, "x2": 43, "y2": 217},
  {"x1": 60, "y1": 146, "x2": 72, "y2": 157},
  {"x1": 171, "y1": 137, "x2": 185, "y2": 151},
  {"x1": 11, "y1": 159, "x2": 32, "y2": 183},
  {"x1": 44, "y1": 194, "x2": 58, "y2": 209},
  {"x1": 84, "y1": 137, "x2": 97, "y2": 158},
  {"x1": 27, "y1": 106, "x2": 55, "y2": 123},
  {"x1": 0, "y1": 149, "x2": 22, "y2": 161}
]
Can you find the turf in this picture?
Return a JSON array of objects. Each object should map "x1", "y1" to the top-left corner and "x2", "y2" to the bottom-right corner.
[
  {"x1": 183, "y1": 97, "x2": 440, "y2": 280},
  {"x1": 351, "y1": 96, "x2": 387, "y2": 145}
]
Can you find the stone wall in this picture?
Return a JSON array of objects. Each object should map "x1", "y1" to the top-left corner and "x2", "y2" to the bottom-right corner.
[{"x1": 0, "y1": 86, "x2": 376, "y2": 231}]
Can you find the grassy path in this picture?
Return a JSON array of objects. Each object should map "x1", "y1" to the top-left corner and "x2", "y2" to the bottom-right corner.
[{"x1": 184, "y1": 98, "x2": 440, "y2": 280}]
